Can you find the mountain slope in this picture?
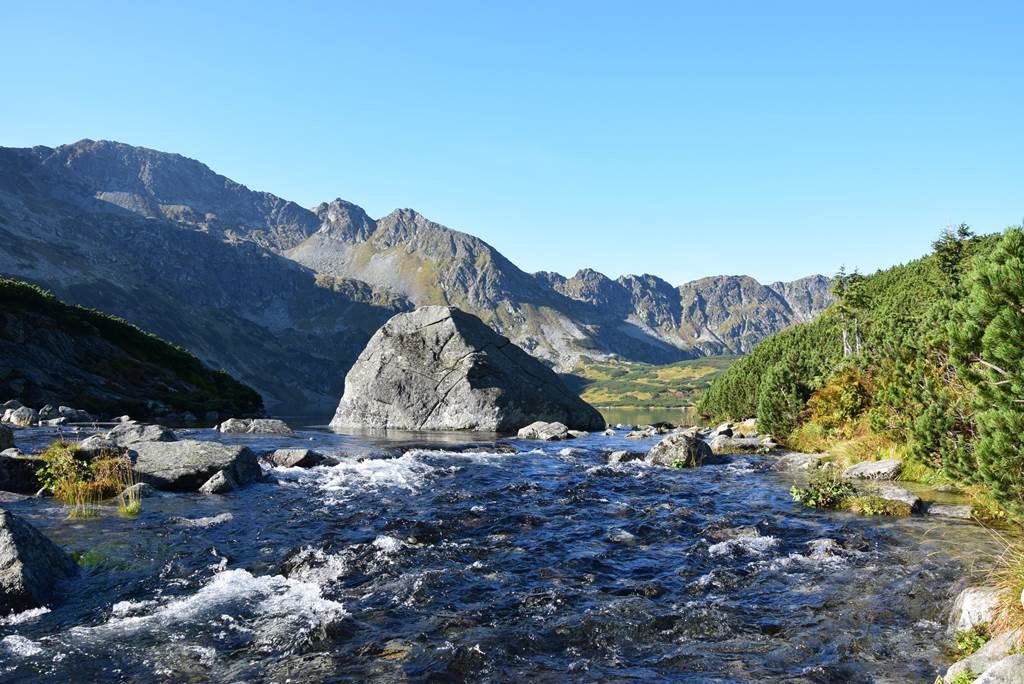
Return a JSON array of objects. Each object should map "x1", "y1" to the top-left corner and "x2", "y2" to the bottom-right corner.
[
  {"x1": 0, "y1": 141, "x2": 405, "y2": 410},
  {"x1": 288, "y1": 200, "x2": 834, "y2": 369},
  {"x1": 0, "y1": 278, "x2": 263, "y2": 420},
  {"x1": 0, "y1": 139, "x2": 832, "y2": 410}
]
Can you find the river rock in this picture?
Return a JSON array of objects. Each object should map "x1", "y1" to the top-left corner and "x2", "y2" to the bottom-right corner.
[
  {"x1": 128, "y1": 440, "x2": 262, "y2": 492},
  {"x1": 608, "y1": 450, "x2": 645, "y2": 464},
  {"x1": 1, "y1": 400, "x2": 22, "y2": 411},
  {"x1": 0, "y1": 425, "x2": 12, "y2": 451},
  {"x1": 928, "y1": 503, "x2": 974, "y2": 520},
  {"x1": 266, "y1": 449, "x2": 339, "y2": 468},
  {"x1": 710, "y1": 435, "x2": 764, "y2": 454},
  {"x1": 329, "y1": 306, "x2": 605, "y2": 433},
  {"x1": 646, "y1": 433, "x2": 712, "y2": 467},
  {"x1": 79, "y1": 422, "x2": 178, "y2": 452},
  {"x1": 946, "y1": 628, "x2": 1022, "y2": 683},
  {"x1": 0, "y1": 454, "x2": 44, "y2": 494},
  {"x1": 3, "y1": 407, "x2": 38, "y2": 427},
  {"x1": 976, "y1": 654, "x2": 1024, "y2": 683},
  {"x1": 517, "y1": 421, "x2": 570, "y2": 441},
  {"x1": 950, "y1": 586, "x2": 1000, "y2": 633},
  {"x1": 868, "y1": 485, "x2": 923, "y2": 513},
  {"x1": 842, "y1": 458, "x2": 902, "y2": 481},
  {"x1": 711, "y1": 422, "x2": 734, "y2": 438},
  {"x1": 218, "y1": 418, "x2": 294, "y2": 435},
  {"x1": 772, "y1": 452, "x2": 828, "y2": 472},
  {"x1": 0, "y1": 510, "x2": 77, "y2": 615}
]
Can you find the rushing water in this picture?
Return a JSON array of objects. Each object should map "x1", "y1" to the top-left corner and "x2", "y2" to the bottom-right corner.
[{"x1": 0, "y1": 424, "x2": 1005, "y2": 682}]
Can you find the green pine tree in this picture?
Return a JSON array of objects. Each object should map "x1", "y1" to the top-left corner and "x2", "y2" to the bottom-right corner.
[{"x1": 950, "y1": 228, "x2": 1024, "y2": 510}]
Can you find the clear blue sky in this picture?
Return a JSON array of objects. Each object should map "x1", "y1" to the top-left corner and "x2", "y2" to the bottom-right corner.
[{"x1": 2, "y1": 1, "x2": 1021, "y2": 284}]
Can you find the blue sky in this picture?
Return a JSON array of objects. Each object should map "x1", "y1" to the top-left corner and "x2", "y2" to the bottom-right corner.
[{"x1": 2, "y1": 1, "x2": 1021, "y2": 284}]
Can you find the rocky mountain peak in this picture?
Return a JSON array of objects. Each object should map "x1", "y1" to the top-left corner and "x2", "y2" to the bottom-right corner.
[{"x1": 313, "y1": 199, "x2": 376, "y2": 242}]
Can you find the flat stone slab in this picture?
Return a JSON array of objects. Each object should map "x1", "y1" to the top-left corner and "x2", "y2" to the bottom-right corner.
[
  {"x1": 927, "y1": 503, "x2": 974, "y2": 520},
  {"x1": 842, "y1": 458, "x2": 902, "y2": 481}
]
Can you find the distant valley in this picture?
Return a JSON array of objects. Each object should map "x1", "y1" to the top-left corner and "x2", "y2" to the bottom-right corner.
[{"x1": 0, "y1": 140, "x2": 833, "y2": 410}]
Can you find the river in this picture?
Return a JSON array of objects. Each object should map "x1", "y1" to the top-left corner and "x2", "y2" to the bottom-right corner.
[{"x1": 0, "y1": 423, "x2": 1002, "y2": 682}]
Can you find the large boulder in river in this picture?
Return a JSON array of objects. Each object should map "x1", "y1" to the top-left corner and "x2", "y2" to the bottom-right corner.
[
  {"x1": 128, "y1": 441, "x2": 262, "y2": 492},
  {"x1": 329, "y1": 307, "x2": 605, "y2": 432},
  {"x1": 0, "y1": 454, "x2": 44, "y2": 494},
  {"x1": 0, "y1": 510, "x2": 77, "y2": 615},
  {"x1": 0, "y1": 425, "x2": 12, "y2": 451},
  {"x1": 646, "y1": 433, "x2": 712, "y2": 467}
]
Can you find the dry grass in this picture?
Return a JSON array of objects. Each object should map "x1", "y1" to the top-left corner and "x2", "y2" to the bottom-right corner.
[{"x1": 37, "y1": 442, "x2": 141, "y2": 518}]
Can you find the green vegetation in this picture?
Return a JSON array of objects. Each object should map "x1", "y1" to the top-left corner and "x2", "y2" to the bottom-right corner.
[
  {"x1": 790, "y1": 470, "x2": 855, "y2": 509},
  {"x1": 572, "y1": 356, "x2": 737, "y2": 408},
  {"x1": 949, "y1": 671, "x2": 978, "y2": 684},
  {"x1": 700, "y1": 225, "x2": 1024, "y2": 518},
  {"x1": 37, "y1": 441, "x2": 140, "y2": 518},
  {"x1": 954, "y1": 627, "x2": 990, "y2": 658},
  {"x1": 0, "y1": 277, "x2": 263, "y2": 419}
]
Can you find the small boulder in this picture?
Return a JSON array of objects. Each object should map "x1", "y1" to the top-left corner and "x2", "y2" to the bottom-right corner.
[
  {"x1": 567, "y1": 430, "x2": 589, "y2": 438},
  {"x1": 607, "y1": 450, "x2": 645, "y2": 464},
  {"x1": 710, "y1": 435, "x2": 764, "y2": 454},
  {"x1": 0, "y1": 510, "x2": 77, "y2": 615},
  {"x1": 646, "y1": 433, "x2": 712, "y2": 468},
  {"x1": 80, "y1": 423, "x2": 177, "y2": 451},
  {"x1": 928, "y1": 503, "x2": 974, "y2": 520},
  {"x1": 950, "y1": 587, "x2": 1001, "y2": 633},
  {"x1": 517, "y1": 421, "x2": 570, "y2": 441},
  {"x1": 0, "y1": 454, "x2": 44, "y2": 494},
  {"x1": 842, "y1": 459, "x2": 902, "y2": 481},
  {"x1": 4, "y1": 407, "x2": 38, "y2": 427},
  {"x1": 869, "y1": 485, "x2": 923, "y2": 514},
  {"x1": 711, "y1": 422, "x2": 734, "y2": 438},
  {"x1": 56, "y1": 406, "x2": 95, "y2": 423},
  {"x1": 602, "y1": 429, "x2": 615, "y2": 436},
  {"x1": 265, "y1": 449, "x2": 339, "y2": 468},
  {"x1": 0, "y1": 425, "x2": 12, "y2": 452},
  {"x1": 129, "y1": 440, "x2": 263, "y2": 492},
  {"x1": 772, "y1": 452, "x2": 828, "y2": 472},
  {"x1": 218, "y1": 418, "x2": 294, "y2": 435}
]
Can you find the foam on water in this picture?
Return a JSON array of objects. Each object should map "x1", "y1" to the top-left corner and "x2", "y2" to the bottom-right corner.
[
  {"x1": 707, "y1": 534, "x2": 780, "y2": 557},
  {"x1": 1, "y1": 607, "x2": 50, "y2": 626},
  {"x1": 1, "y1": 635, "x2": 43, "y2": 657},
  {"x1": 320, "y1": 452, "x2": 437, "y2": 498},
  {"x1": 70, "y1": 568, "x2": 346, "y2": 652}
]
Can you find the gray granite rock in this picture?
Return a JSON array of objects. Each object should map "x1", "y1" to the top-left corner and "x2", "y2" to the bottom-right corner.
[
  {"x1": 518, "y1": 421, "x2": 571, "y2": 441},
  {"x1": 218, "y1": 418, "x2": 294, "y2": 435},
  {"x1": 129, "y1": 440, "x2": 262, "y2": 492},
  {"x1": 977, "y1": 654, "x2": 1024, "y2": 683},
  {"x1": 330, "y1": 307, "x2": 605, "y2": 433},
  {"x1": 646, "y1": 433, "x2": 712, "y2": 468},
  {"x1": 265, "y1": 449, "x2": 338, "y2": 468},
  {"x1": 0, "y1": 510, "x2": 77, "y2": 615},
  {"x1": 0, "y1": 425, "x2": 12, "y2": 452},
  {"x1": 842, "y1": 458, "x2": 902, "y2": 481}
]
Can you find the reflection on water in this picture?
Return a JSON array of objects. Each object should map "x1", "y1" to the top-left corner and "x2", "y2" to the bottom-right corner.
[{"x1": 598, "y1": 406, "x2": 702, "y2": 427}]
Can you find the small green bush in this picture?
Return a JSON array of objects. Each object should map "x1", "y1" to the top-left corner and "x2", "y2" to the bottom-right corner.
[
  {"x1": 790, "y1": 470, "x2": 856, "y2": 509},
  {"x1": 37, "y1": 441, "x2": 141, "y2": 518},
  {"x1": 954, "y1": 627, "x2": 990, "y2": 657},
  {"x1": 949, "y1": 670, "x2": 978, "y2": 684}
]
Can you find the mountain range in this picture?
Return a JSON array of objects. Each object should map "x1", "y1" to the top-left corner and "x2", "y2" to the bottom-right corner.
[{"x1": 0, "y1": 140, "x2": 832, "y2": 410}]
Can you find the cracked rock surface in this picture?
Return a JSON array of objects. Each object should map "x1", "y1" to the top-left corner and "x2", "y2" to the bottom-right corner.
[{"x1": 330, "y1": 306, "x2": 605, "y2": 432}]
